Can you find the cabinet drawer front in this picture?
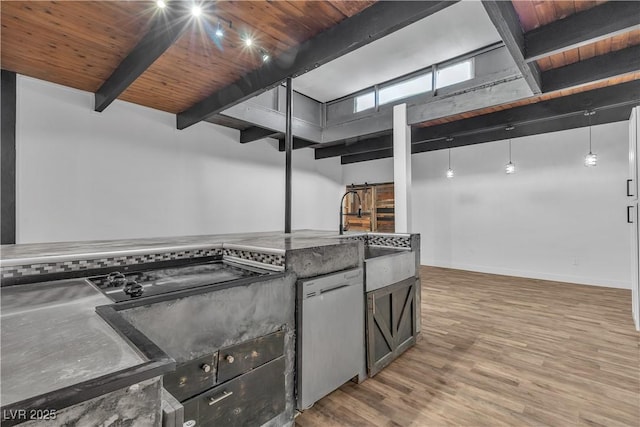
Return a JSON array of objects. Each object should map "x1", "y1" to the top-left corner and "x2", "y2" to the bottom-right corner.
[
  {"x1": 183, "y1": 356, "x2": 285, "y2": 427},
  {"x1": 217, "y1": 330, "x2": 284, "y2": 383},
  {"x1": 164, "y1": 352, "x2": 218, "y2": 402}
]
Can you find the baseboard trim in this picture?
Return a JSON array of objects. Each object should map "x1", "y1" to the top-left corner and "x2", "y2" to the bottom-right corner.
[{"x1": 423, "y1": 262, "x2": 631, "y2": 290}]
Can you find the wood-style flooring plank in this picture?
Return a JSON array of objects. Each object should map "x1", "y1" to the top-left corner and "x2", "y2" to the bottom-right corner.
[{"x1": 296, "y1": 267, "x2": 640, "y2": 427}]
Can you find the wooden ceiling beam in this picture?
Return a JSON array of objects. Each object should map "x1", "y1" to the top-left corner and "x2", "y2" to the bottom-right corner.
[
  {"x1": 341, "y1": 149, "x2": 393, "y2": 165},
  {"x1": 481, "y1": 0, "x2": 542, "y2": 94},
  {"x1": 341, "y1": 101, "x2": 635, "y2": 164},
  {"x1": 542, "y1": 45, "x2": 640, "y2": 93},
  {"x1": 412, "y1": 79, "x2": 640, "y2": 143},
  {"x1": 176, "y1": 1, "x2": 459, "y2": 130},
  {"x1": 94, "y1": 5, "x2": 191, "y2": 112},
  {"x1": 334, "y1": 80, "x2": 639, "y2": 163},
  {"x1": 524, "y1": 1, "x2": 640, "y2": 63},
  {"x1": 410, "y1": 103, "x2": 634, "y2": 155},
  {"x1": 240, "y1": 126, "x2": 280, "y2": 143},
  {"x1": 278, "y1": 137, "x2": 316, "y2": 152},
  {"x1": 315, "y1": 134, "x2": 392, "y2": 159}
]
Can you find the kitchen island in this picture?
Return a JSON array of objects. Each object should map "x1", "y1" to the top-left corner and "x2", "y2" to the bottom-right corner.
[{"x1": 0, "y1": 230, "x2": 420, "y2": 426}]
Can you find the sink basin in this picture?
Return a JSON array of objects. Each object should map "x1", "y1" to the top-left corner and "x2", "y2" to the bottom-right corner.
[
  {"x1": 364, "y1": 247, "x2": 402, "y2": 259},
  {"x1": 364, "y1": 249, "x2": 416, "y2": 292}
]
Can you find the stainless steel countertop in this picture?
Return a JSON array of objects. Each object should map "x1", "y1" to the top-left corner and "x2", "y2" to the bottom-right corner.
[{"x1": 0, "y1": 279, "x2": 144, "y2": 406}]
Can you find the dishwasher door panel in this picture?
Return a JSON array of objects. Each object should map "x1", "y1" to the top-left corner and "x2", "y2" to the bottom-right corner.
[{"x1": 297, "y1": 268, "x2": 364, "y2": 410}]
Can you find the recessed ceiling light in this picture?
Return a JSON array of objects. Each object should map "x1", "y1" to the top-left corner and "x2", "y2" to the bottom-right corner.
[
  {"x1": 191, "y1": 5, "x2": 202, "y2": 17},
  {"x1": 156, "y1": 0, "x2": 166, "y2": 9},
  {"x1": 244, "y1": 37, "x2": 253, "y2": 47}
]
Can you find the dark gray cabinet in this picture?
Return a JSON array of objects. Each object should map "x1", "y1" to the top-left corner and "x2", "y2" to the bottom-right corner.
[
  {"x1": 164, "y1": 330, "x2": 286, "y2": 426},
  {"x1": 182, "y1": 357, "x2": 285, "y2": 427},
  {"x1": 217, "y1": 330, "x2": 284, "y2": 383},
  {"x1": 366, "y1": 277, "x2": 417, "y2": 377},
  {"x1": 164, "y1": 352, "x2": 218, "y2": 402}
]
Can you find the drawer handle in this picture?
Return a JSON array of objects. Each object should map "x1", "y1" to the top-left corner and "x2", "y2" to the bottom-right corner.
[
  {"x1": 226, "y1": 355, "x2": 235, "y2": 364},
  {"x1": 208, "y1": 391, "x2": 233, "y2": 406},
  {"x1": 201, "y1": 363, "x2": 211, "y2": 373}
]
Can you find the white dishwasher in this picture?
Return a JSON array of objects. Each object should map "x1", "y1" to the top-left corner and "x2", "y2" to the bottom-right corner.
[{"x1": 296, "y1": 267, "x2": 365, "y2": 410}]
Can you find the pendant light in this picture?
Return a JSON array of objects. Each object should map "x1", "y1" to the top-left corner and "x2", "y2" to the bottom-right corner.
[
  {"x1": 505, "y1": 138, "x2": 516, "y2": 174},
  {"x1": 584, "y1": 110, "x2": 597, "y2": 167},
  {"x1": 446, "y1": 138, "x2": 454, "y2": 178}
]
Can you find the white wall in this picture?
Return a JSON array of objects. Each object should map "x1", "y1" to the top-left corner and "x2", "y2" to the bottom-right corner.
[
  {"x1": 15, "y1": 76, "x2": 343, "y2": 243},
  {"x1": 343, "y1": 122, "x2": 632, "y2": 289}
]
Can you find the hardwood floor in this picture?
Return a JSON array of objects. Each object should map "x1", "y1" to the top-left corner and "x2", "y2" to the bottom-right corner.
[{"x1": 295, "y1": 266, "x2": 640, "y2": 427}]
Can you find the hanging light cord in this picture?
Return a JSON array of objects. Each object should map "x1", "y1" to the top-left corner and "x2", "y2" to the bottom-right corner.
[
  {"x1": 448, "y1": 148, "x2": 451, "y2": 169},
  {"x1": 509, "y1": 139, "x2": 512, "y2": 162}
]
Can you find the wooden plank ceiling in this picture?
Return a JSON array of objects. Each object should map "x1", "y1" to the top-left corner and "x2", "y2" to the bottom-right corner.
[
  {"x1": 511, "y1": 0, "x2": 607, "y2": 31},
  {"x1": 0, "y1": 1, "x2": 154, "y2": 93},
  {"x1": 512, "y1": 0, "x2": 637, "y2": 71},
  {"x1": 418, "y1": 0, "x2": 640, "y2": 128},
  {"x1": 0, "y1": 0, "x2": 375, "y2": 114},
  {"x1": 537, "y1": 28, "x2": 640, "y2": 71}
]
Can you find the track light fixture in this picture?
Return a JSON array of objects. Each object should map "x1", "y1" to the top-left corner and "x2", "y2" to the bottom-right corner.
[
  {"x1": 215, "y1": 21, "x2": 224, "y2": 38},
  {"x1": 156, "y1": 3, "x2": 271, "y2": 67},
  {"x1": 260, "y1": 49, "x2": 270, "y2": 63},
  {"x1": 191, "y1": 4, "x2": 202, "y2": 17}
]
